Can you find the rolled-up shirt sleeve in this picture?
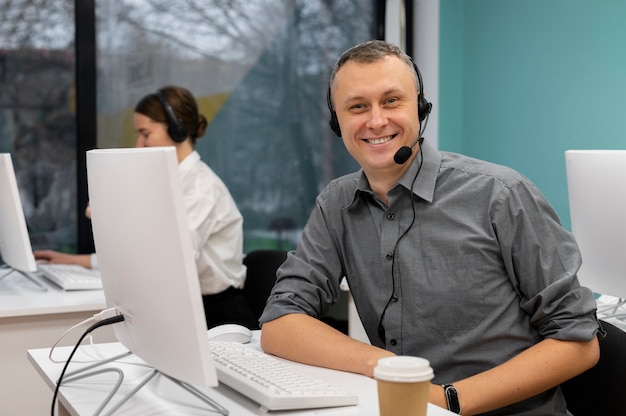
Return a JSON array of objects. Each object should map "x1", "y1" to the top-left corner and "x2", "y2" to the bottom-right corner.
[
  {"x1": 492, "y1": 179, "x2": 599, "y2": 341},
  {"x1": 260, "y1": 189, "x2": 344, "y2": 325}
]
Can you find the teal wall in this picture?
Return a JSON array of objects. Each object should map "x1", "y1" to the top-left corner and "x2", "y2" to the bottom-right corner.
[{"x1": 439, "y1": 0, "x2": 626, "y2": 229}]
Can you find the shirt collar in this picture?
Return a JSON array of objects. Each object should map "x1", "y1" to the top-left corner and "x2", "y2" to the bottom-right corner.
[
  {"x1": 399, "y1": 138, "x2": 440, "y2": 203},
  {"x1": 178, "y1": 150, "x2": 200, "y2": 175},
  {"x1": 348, "y1": 138, "x2": 441, "y2": 208}
]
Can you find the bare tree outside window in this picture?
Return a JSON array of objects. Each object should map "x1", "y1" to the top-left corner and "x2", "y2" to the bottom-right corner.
[
  {"x1": 0, "y1": 0, "x2": 77, "y2": 251},
  {"x1": 96, "y1": 0, "x2": 376, "y2": 251}
]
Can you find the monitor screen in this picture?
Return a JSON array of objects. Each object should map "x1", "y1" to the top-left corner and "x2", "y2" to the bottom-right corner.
[
  {"x1": 565, "y1": 149, "x2": 626, "y2": 299},
  {"x1": 86, "y1": 147, "x2": 217, "y2": 387},
  {"x1": 0, "y1": 153, "x2": 37, "y2": 273}
]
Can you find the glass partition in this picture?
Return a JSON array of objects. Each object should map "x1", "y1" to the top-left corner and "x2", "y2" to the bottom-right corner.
[{"x1": 95, "y1": 0, "x2": 376, "y2": 252}]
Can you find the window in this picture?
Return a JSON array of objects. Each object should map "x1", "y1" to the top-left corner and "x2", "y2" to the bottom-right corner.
[
  {"x1": 95, "y1": 0, "x2": 377, "y2": 251},
  {"x1": 0, "y1": 0, "x2": 77, "y2": 252}
]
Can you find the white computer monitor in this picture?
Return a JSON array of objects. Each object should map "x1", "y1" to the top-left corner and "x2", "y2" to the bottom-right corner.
[
  {"x1": 565, "y1": 149, "x2": 626, "y2": 299},
  {"x1": 0, "y1": 153, "x2": 38, "y2": 274},
  {"x1": 86, "y1": 147, "x2": 217, "y2": 387}
]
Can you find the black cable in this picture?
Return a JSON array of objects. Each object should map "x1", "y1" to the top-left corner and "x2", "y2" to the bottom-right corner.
[
  {"x1": 378, "y1": 144, "x2": 425, "y2": 345},
  {"x1": 51, "y1": 314, "x2": 125, "y2": 416}
]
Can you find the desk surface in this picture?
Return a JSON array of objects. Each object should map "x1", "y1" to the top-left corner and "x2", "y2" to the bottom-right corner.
[
  {"x1": 28, "y1": 334, "x2": 456, "y2": 416},
  {"x1": 0, "y1": 269, "x2": 106, "y2": 318},
  {"x1": 0, "y1": 270, "x2": 114, "y2": 415},
  {"x1": 596, "y1": 294, "x2": 626, "y2": 332}
]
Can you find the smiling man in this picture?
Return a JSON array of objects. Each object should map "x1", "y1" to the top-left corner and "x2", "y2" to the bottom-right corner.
[
  {"x1": 330, "y1": 45, "x2": 422, "y2": 202},
  {"x1": 259, "y1": 40, "x2": 601, "y2": 416}
]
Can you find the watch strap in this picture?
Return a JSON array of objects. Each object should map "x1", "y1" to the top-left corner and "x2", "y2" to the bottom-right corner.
[{"x1": 442, "y1": 383, "x2": 462, "y2": 414}]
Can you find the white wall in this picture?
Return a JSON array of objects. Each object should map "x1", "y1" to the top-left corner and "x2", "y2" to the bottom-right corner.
[
  {"x1": 414, "y1": 0, "x2": 439, "y2": 148},
  {"x1": 384, "y1": 0, "x2": 439, "y2": 148}
]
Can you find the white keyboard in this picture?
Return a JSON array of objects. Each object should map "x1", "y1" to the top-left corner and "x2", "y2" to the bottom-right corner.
[
  {"x1": 37, "y1": 263, "x2": 102, "y2": 290},
  {"x1": 208, "y1": 342, "x2": 358, "y2": 411}
]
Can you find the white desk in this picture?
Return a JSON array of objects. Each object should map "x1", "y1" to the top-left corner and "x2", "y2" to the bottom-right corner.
[
  {"x1": 0, "y1": 270, "x2": 116, "y2": 414},
  {"x1": 28, "y1": 334, "x2": 456, "y2": 416},
  {"x1": 596, "y1": 294, "x2": 626, "y2": 332}
]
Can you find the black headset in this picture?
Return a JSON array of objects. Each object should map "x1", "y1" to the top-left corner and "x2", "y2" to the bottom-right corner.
[
  {"x1": 326, "y1": 61, "x2": 432, "y2": 137},
  {"x1": 155, "y1": 89, "x2": 188, "y2": 143}
]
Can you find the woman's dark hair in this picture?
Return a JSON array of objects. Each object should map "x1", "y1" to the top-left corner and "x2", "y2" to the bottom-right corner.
[{"x1": 134, "y1": 85, "x2": 208, "y2": 145}]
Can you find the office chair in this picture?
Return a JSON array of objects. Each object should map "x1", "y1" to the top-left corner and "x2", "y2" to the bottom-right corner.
[
  {"x1": 242, "y1": 249, "x2": 288, "y2": 320},
  {"x1": 242, "y1": 249, "x2": 349, "y2": 334},
  {"x1": 560, "y1": 320, "x2": 626, "y2": 415}
]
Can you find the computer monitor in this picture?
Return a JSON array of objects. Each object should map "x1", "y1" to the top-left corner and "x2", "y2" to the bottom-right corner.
[
  {"x1": 0, "y1": 153, "x2": 38, "y2": 274},
  {"x1": 565, "y1": 150, "x2": 626, "y2": 299},
  {"x1": 86, "y1": 147, "x2": 217, "y2": 388}
]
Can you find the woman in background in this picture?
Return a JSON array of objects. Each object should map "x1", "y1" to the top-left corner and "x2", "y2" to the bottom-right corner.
[{"x1": 36, "y1": 85, "x2": 258, "y2": 330}]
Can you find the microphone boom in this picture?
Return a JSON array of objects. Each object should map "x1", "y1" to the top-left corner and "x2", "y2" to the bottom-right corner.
[{"x1": 393, "y1": 137, "x2": 423, "y2": 165}]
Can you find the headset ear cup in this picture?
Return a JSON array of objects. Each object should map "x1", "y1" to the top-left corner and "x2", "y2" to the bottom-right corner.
[
  {"x1": 169, "y1": 122, "x2": 189, "y2": 143},
  {"x1": 155, "y1": 90, "x2": 188, "y2": 143},
  {"x1": 418, "y1": 95, "x2": 432, "y2": 122},
  {"x1": 329, "y1": 112, "x2": 342, "y2": 137},
  {"x1": 326, "y1": 86, "x2": 342, "y2": 137},
  {"x1": 413, "y1": 62, "x2": 432, "y2": 122}
]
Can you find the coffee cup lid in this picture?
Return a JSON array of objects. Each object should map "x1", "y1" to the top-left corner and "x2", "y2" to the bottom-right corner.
[{"x1": 374, "y1": 356, "x2": 434, "y2": 382}]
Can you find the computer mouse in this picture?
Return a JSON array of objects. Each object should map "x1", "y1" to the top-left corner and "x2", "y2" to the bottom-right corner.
[{"x1": 207, "y1": 323, "x2": 253, "y2": 343}]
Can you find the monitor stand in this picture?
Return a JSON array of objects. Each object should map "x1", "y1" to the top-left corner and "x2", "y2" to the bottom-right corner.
[
  {"x1": 61, "y1": 351, "x2": 229, "y2": 415},
  {"x1": 0, "y1": 265, "x2": 48, "y2": 292}
]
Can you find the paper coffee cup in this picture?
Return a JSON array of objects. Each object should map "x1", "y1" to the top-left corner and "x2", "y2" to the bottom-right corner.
[{"x1": 374, "y1": 356, "x2": 434, "y2": 416}]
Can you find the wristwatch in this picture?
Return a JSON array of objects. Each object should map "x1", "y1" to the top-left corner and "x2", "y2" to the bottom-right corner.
[{"x1": 442, "y1": 384, "x2": 462, "y2": 414}]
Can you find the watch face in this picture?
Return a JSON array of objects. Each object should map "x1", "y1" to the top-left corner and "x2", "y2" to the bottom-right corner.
[{"x1": 444, "y1": 384, "x2": 461, "y2": 414}]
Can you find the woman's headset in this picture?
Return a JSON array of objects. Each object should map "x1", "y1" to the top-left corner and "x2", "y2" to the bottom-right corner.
[{"x1": 155, "y1": 89, "x2": 189, "y2": 143}]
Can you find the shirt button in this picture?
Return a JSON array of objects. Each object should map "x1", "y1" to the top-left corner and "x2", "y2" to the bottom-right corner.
[
  {"x1": 386, "y1": 253, "x2": 393, "y2": 260},
  {"x1": 386, "y1": 213, "x2": 395, "y2": 221},
  {"x1": 391, "y1": 295, "x2": 398, "y2": 302},
  {"x1": 389, "y1": 339, "x2": 397, "y2": 346}
]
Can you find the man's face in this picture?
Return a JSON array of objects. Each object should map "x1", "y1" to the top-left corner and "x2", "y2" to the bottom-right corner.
[{"x1": 331, "y1": 55, "x2": 421, "y2": 175}]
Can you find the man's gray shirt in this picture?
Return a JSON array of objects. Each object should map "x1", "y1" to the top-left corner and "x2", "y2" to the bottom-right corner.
[{"x1": 260, "y1": 139, "x2": 599, "y2": 416}]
